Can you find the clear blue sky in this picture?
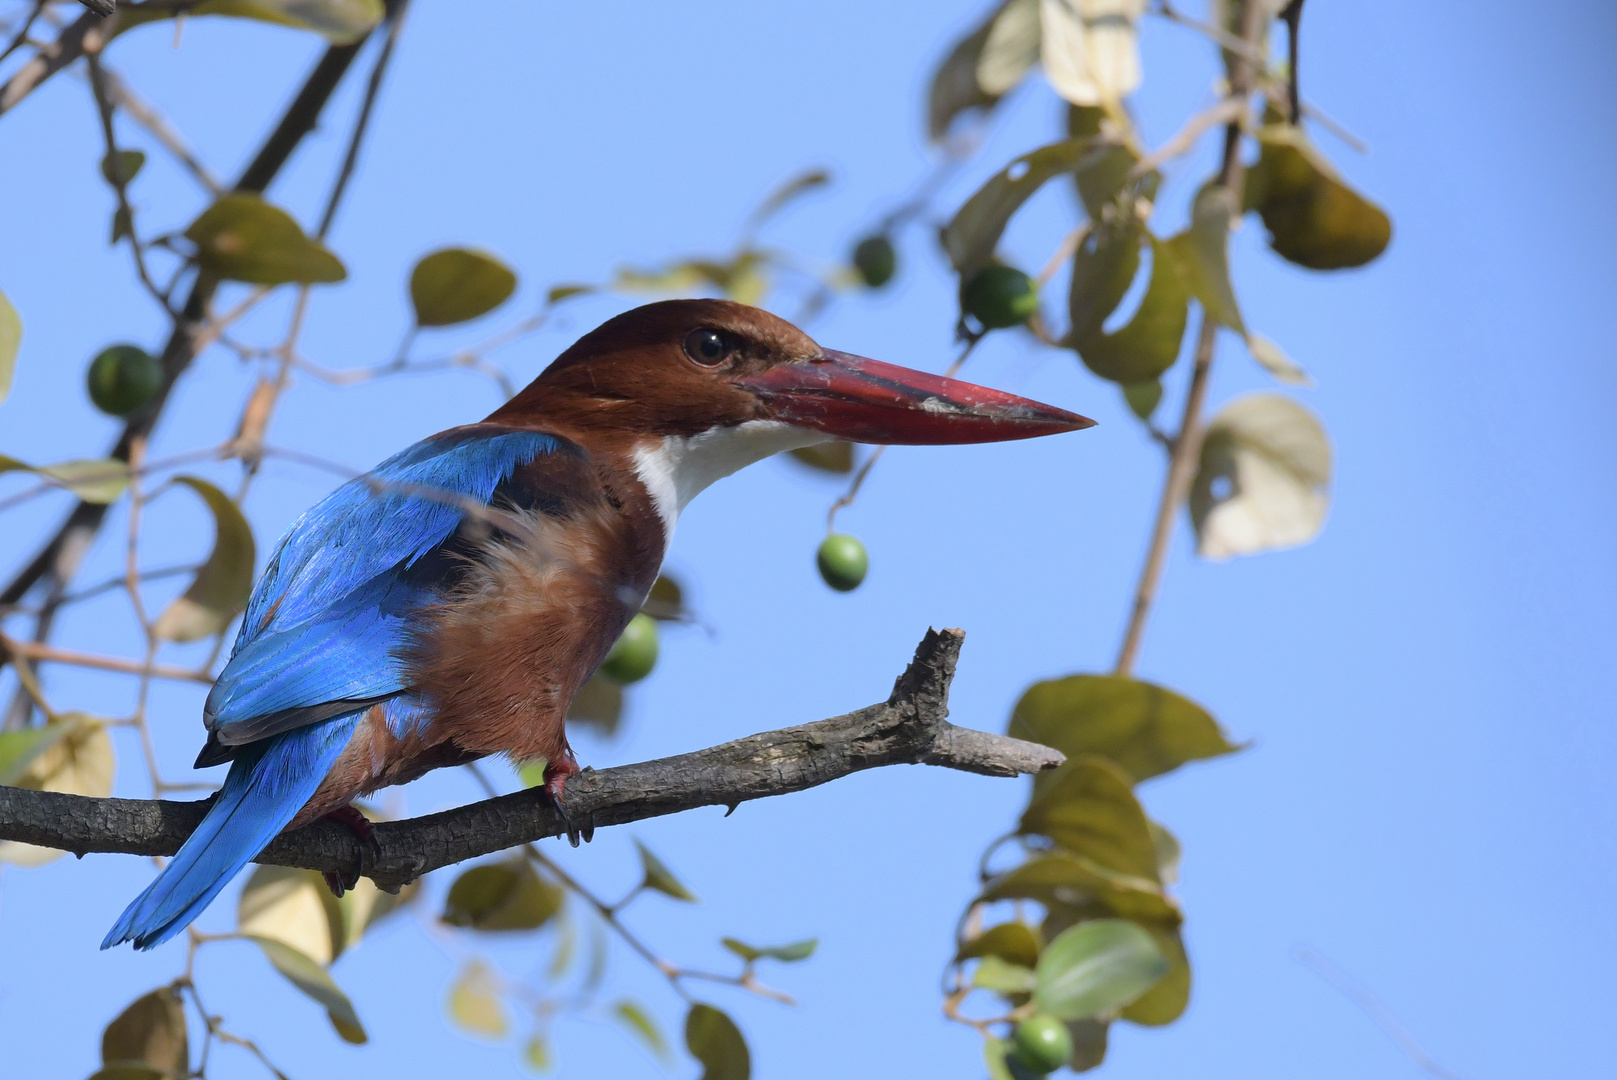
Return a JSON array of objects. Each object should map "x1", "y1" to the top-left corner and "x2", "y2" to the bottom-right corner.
[{"x1": 1, "y1": 1, "x2": 1612, "y2": 1078}]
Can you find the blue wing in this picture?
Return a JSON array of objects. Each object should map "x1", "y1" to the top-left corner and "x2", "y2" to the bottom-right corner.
[{"x1": 203, "y1": 425, "x2": 560, "y2": 750}]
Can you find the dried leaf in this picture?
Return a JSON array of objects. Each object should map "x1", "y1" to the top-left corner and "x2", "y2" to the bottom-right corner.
[
  {"x1": 101, "y1": 987, "x2": 188, "y2": 1079},
  {"x1": 1190, "y1": 393, "x2": 1331, "y2": 559},
  {"x1": 1246, "y1": 332, "x2": 1312, "y2": 386},
  {"x1": 153, "y1": 477, "x2": 256, "y2": 642}
]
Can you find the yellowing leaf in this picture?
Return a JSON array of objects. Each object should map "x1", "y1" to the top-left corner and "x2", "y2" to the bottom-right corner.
[
  {"x1": 0, "y1": 724, "x2": 70, "y2": 786},
  {"x1": 101, "y1": 987, "x2": 188, "y2": 1079},
  {"x1": 248, "y1": 936, "x2": 367, "y2": 1043},
  {"x1": 1070, "y1": 231, "x2": 1190, "y2": 385},
  {"x1": 1035, "y1": 919, "x2": 1166, "y2": 1021},
  {"x1": 117, "y1": 0, "x2": 383, "y2": 44},
  {"x1": 153, "y1": 477, "x2": 256, "y2": 642},
  {"x1": 0, "y1": 716, "x2": 114, "y2": 865},
  {"x1": 636, "y1": 839, "x2": 696, "y2": 902},
  {"x1": 448, "y1": 960, "x2": 508, "y2": 1039},
  {"x1": 1246, "y1": 332, "x2": 1312, "y2": 386},
  {"x1": 1163, "y1": 183, "x2": 1244, "y2": 332},
  {"x1": 238, "y1": 865, "x2": 342, "y2": 965},
  {"x1": 409, "y1": 248, "x2": 517, "y2": 327},
  {"x1": 1190, "y1": 393, "x2": 1332, "y2": 560},
  {"x1": 0, "y1": 455, "x2": 131, "y2": 505},
  {"x1": 786, "y1": 442, "x2": 855, "y2": 474},
  {"x1": 185, "y1": 194, "x2": 345, "y2": 286},
  {"x1": 613, "y1": 999, "x2": 671, "y2": 1062},
  {"x1": 957, "y1": 921, "x2": 1042, "y2": 968},
  {"x1": 1020, "y1": 755, "x2": 1162, "y2": 883},
  {"x1": 977, "y1": 0, "x2": 1042, "y2": 94},
  {"x1": 441, "y1": 857, "x2": 563, "y2": 931},
  {"x1": 1008, "y1": 674, "x2": 1239, "y2": 783},
  {"x1": 1245, "y1": 125, "x2": 1392, "y2": 270},
  {"x1": 1040, "y1": 0, "x2": 1147, "y2": 107},
  {"x1": 980, "y1": 852, "x2": 1178, "y2": 926},
  {"x1": 0, "y1": 287, "x2": 20, "y2": 407},
  {"x1": 685, "y1": 1003, "x2": 749, "y2": 1080}
]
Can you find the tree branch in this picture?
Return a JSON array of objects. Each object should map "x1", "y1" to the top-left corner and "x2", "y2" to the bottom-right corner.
[{"x1": 0, "y1": 629, "x2": 1062, "y2": 891}]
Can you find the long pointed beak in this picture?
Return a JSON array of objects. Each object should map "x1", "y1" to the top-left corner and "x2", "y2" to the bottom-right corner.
[{"x1": 736, "y1": 349, "x2": 1096, "y2": 445}]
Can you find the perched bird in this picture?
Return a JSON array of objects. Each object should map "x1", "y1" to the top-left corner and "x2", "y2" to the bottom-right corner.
[{"x1": 103, "y1": 299, "x2": 1093, "y2": 950}]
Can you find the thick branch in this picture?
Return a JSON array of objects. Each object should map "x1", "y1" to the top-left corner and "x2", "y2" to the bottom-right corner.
[{"x1": 0, "y1": 630, "x2": 1061, "y2": 890}]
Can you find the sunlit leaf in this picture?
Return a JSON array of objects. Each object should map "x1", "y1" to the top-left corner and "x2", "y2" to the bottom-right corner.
[
  {"x1": 409, "y1": 248, "x2": 518, "y2": 327},
  {"x1": 746, "y1": 168, "x2": 831, "y2": 231},
  {"x1": 943, "y1": 137, "x2": 1114, "y2": 272},
  {"x1": 1035, "y1": 918, "x2": 1166, "y2": 1021},
  {"x1": 786, "y1": 442, "x2": 855, "y2": 474},
  {"x1": 248, "y1": 936, "x2": 367, "y2": 1043},
  {"x1": 153, "y1": 476, "x2": 256, "y2": 642},
  {"x1": 928, "y1": 1, "x2": 1019, "y2": 140},
  {"x1": 1147, "y1": 820, "x2": 1180, "y2": 886},
  {"x1": 685, "y1": 1003, "x2": 749, "y2": 1080},
  {"x1": 185, "y1": 194, "x2": 345, "y2": 286},
  {"x1": 636, "y1": 839, "x2": 696, "y2": 902},
  {"x1": 523, "y1": 1033, "x2": 552, "y2": 1071},
  {"x1": 977, "y1": 0, "x2": 1041, "y2": 94},
  {"x1": 0, "y1": 288, "x2": 18, "y2": 407},
  {"x1": 441, "y1": 857, "x2": 563, "y2": 931},
  {"x1": 1009, "y1": 674, "x2": 1239, "y2": 783},
  {"x1": 0, "y1": 455, "x2": 131, "y2": 505},
  {"x1": 116, "y1": 0, "x2": 383, "y2": 44},
  {"x1": 1020, "y1": 755, "x2": 1161, "y2": 883},
  {"x1": 1040, "y1": 0, "x2": 1147, "y2": 107},
  {"x1": 1119, "y1": 924, "x2": 1190, "y2": 1025},
  {"x1": 566, "y1": 674, "x2": 623, "y2": 736},
  {"x1": 974, "y1": 954, "x2": 1038, "y2": 993},
  {"x1": 1070, "y1": 231, "x2": 1189, "y2": 385},
  {"x1": 1162, "y1": 183, "x2": 1243, "y2": 331},
  {"x1": 1246, "y1": 332, "x2": 1312, "y2": 386},
  {"x1": 720, "y1": 937, "x2": 817, "y2": 963},
  {"x1": 101, "y1": 987, "x2": 188, "y2": 1079},
  {"x1": 238, "y1": 865, "x2": 341, "y2": 965},
  {"x1": 0, "y1": 715, "x2": 114, "y2": 865},
  {"x1": 980, "y1": 851, "x2": 1179, "y2": 926},
  {"x1": 613, "y1": 999, "x2": 671, "y2": 1062},
  {"x1": 0, "y1": 724, "x2": 70, "y2": 787},
  {"x1": 1245, "y1": 125, "x2": 1392, "y2": 270},
  {"x1": 957, "y1": 921, "x2": 1042, "y2": 968},
  {"x1": 447, "y1": 960, "x2": 507, "y2": 1039},
  {"x1": 1190, "y1": 393, "x2": 1331, "y2": 559},
  {"x1": 100, "y1": 150, "x2": 147, "y2": 187}
]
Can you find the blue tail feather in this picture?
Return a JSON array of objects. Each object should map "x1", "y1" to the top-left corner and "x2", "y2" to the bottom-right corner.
[{"x1": 102, "y1": 713, "x2": 361, "y2": 951}]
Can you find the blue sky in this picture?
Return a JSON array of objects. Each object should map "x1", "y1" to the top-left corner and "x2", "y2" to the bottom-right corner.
[{"x1": 1, "y1": 1, "x2": 1613, "y2": 1078}]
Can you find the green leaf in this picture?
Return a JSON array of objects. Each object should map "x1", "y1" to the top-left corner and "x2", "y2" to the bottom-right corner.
[
  {"x1": 441, "y1": 857, "x2": 563, "y2": 931},
  {"x1": 0, "y1": 724, "x2": 70, "y2": 787},
  {"x1": 1065, "y1": 1018, "x2": 1110, "y2": 1072},
  {"x1": 116, "y1": 0, "x2": 383, "y2": 44},
  {"x1": 613, "y1": 999, "x2": 671, "y2": 1062},
  {"x1": 1190, "y1": 393, "x2": 1332, "y2": 560},
  {"x1": 0, "y1": 455, "x2": 131, "y2": 505},
  {"x1": 0, "y1": 287, "x2": 18, "y2": 407},
  {"x1": 642, "y1": 573, "x2": 686, "y2": 622},
  {"x1": 409, "y1": 247, "x2": 518, "y2": 327},
  {"x1": 0, "y1": 715, "x2": 113, "y2": 865},
  {"x1": 546, "y1": 283, "x2": 593, "y2": 305},
  {"x1": 1162, "y1": 183, "x2": 1244, "y2": 332},
  {"x1": 786, "y1": 442, "x2": 855, "y2": 474},
  {"x1": 566, "y1": 674, "x2": 623, "y2": 735},
  {"x1": 1008, "y1": 674, "x2": 1239, "y2": 783},
  {"x1": 153, "y1": 477, "x2": 256, "y2": 642},
  {"x1": 685, "y1": 1003, "x2": 749, "y2": 1080},
  {"x1": 523, "y1": 1033, "x2": 552, "y2": 1071},
  {"x1": 1020, "y1": 755, "x2": 1161, "y2": 883},
  {"x1": 100, "y1": 150, "x2": 147, "y2": 187},
  {"x1": 746, "y1": 168, "x2": 831, "y2": 231},
  {"x1": 1070, "y1": 230, "x2": 1190, "y2": 385},
  {"x1": 636, "y1": 839, "x2": 696, "y2": 902},
  {"x1": 983, "y1": 1037, "x2": 1018, "y2": 1080},
  {"x1": 447, "y1": 959, "x2": 507, "y2": 1039},
  {"x1": 942, "y1": 137, "x2": 1116, "y2": 272},
  {"x1": 1246, "y1": 332, "x2": 1312, "y2": 386},
  {"x1": 238, "y1": 865, "x2": 342, "y2": 965},
  {"x1": 101, "y1": 987, "x2": 188, "y2": 1079},
  {"x1": 720, "y1": 937, "x2": 817, "y2": 963},
  {"x1": 957, "y1": 921, "x2": 1042, "y2": 968},
  {"x1": 185, "y1": 194, "x2": 345, "y2": 286},
  {"x1": 974, "y1": 954, "x2": 1038, "y2": 994},
  {"x1": 1245, "y1": 125, "x2": 1391, "y2": 270},
  {"x1": 1122, "y1": 380, "x2": 1162, "y2": 421},
  {"x1": 979, "y1": 852, "x2": 1179, "y2": 927},
  {"x1": 248, "y1": 936, "x2": 367, "y2": 1043},
  {"x1": 927, "y1": 1, "x2": 1021, "y2": 140},
  {"x1": 1119, "y1": 924, "x2": 1190, "y2": 1025},
  {"x1": 1034, "y1": 919, "x2": 1167, "y2": 1021}
]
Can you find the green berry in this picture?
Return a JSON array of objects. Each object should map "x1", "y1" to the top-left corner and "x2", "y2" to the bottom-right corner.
[
  {"x1": 963, "y1": 265, "x2": 1038, "y2": 329},
  {"x1": 1012, "y1": 1014, "x2": 1073, "y2": 1074},
  {"x1": 600, "y1": 612, "x2": 659, "y2": 685},
  {"x1": 852, "y1": 235, "x2": 897, "y2": 289},
  {"x1": 86, "y1": 344, "x2": 163, "y2": 416},
  {"x1": 816, "y1": 534, "x2": 868, "y2": 592}
]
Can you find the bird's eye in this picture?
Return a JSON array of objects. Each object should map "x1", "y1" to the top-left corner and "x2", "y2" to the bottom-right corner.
[{"x1": 682, "y1": 328, "x2": 730, "y2": 367}]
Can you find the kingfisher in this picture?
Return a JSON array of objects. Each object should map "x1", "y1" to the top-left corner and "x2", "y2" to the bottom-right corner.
[{"x1": 102, "y1": 299, "x2": 1093, "y2": 950}]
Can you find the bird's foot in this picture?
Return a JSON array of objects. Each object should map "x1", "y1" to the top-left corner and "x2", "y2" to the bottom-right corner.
[
  {"x1": 540, "y1": 748, "x2": 593, "y2": 847},
  {"x1": 320, "y1": 804, "x2": 379, "y2": 898}
]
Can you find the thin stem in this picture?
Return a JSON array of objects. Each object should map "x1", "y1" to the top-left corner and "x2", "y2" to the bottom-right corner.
[
  {"x1": 0, "y1": 1, "x2": 46, "y2": 67},
  {"x1": 85, "y1": 48, "x2": 171, "y2": 314},
  {"x1": 0, "y1": 633, "x2": 212, "y2": 683},
  {"x1": 97, "y1": 62, "x2": 224, "y2": 194}
]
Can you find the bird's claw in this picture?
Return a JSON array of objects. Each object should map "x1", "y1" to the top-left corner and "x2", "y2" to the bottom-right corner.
[{"x1": 320, "y1": 805, "x2": 380, "y2": 897}]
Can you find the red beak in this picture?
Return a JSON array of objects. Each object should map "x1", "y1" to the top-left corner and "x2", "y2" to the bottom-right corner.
[{"x1": 737, "y1": 350, "x2": 1096, "y2": 444}]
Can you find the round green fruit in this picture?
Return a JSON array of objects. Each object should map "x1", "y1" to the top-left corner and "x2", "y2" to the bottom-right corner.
[
  {"x1": 816, "y1": 533, "x2": 868, "y2": 592},
  {"x1": 600, "y1": 612, "x2": 659, "y2": 684},
  {"x1": 1012, "y1": 1014, "x2": 1073, "y2": 1074},
  {"x1": 852, "y1": 235, "x2": 897, "y2": 289},
  {"x1": 87, "y1": 344, "x2": 163, "y2": 416},
  {"x1": 963, "y1": 265, "x2": 1038, "y2": 329}
]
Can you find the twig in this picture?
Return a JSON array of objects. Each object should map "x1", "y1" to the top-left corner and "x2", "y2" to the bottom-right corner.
[
  {"x1": 1114, "y1": 0, "x2": 1268, "y2": 676},
  {"x1": 0, "y1": 1, "x2": 46, "y2": 68},
  {"x1": 1294, "y1": 947, "x2": 1468, "y2": 1080},
  {"x1": 1129, "y1": 96, "x2": 1246, "y2": 179},
  {"x1": 0, "y1": 632, "x2": 213, "y2": 684},
  {"x1": 85, "y1": 48, "x2": 170, "y2": 312},
  {"x1": 0, "y1": 629, "x2": 1064, "y2": 890},
  {"x1": 98, "y1": 63, "x2": 225, "y2": 194},
  {"x1": 0, "y1": 5, "x2": 112, "y2": 118},
  {"x1": 1152, "y1": 0, "x2": 1266, "y2": 64}
]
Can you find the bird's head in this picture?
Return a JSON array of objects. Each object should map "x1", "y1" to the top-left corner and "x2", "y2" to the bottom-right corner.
[{"x1": 490, "y1": 299, "x2": 1094, "y2": 523}]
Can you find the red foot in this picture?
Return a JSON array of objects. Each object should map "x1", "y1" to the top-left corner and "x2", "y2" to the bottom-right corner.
[
  {"x1": 320, "y1": 804, "x2": 378, "y2": 897},
  {"x1": 541, "y1": 745, "x2": 581, "y2": 805}
]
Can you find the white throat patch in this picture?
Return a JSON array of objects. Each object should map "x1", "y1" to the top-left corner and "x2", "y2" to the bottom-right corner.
[{"x1": 632, "y1": 421, "x2": 826, "y2": 544}]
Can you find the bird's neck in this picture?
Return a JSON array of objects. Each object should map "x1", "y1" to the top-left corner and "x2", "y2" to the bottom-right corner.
[{"x1": 625, "y1": 422, "x2": 827, "y2": 541}]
